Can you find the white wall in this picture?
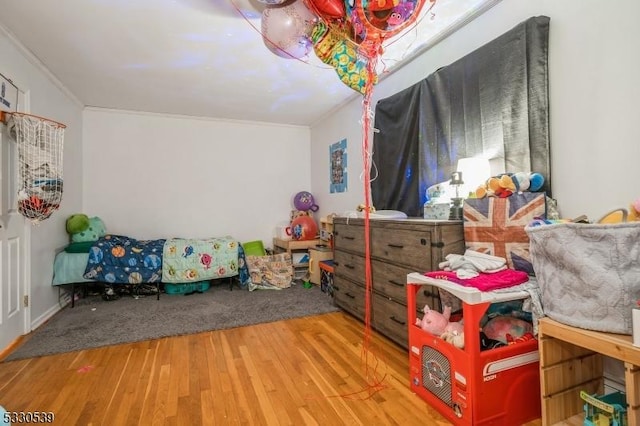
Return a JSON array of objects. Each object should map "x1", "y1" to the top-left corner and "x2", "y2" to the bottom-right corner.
[
  {"x1": 0, "y1": 26, "x2": 84, "y2": 329},
  {"x1": 310, "y1": 0, "x2": 640, "y2": 222},
  {"x1": 82, "y1": 109, "x2": 310, "y2": 247}
]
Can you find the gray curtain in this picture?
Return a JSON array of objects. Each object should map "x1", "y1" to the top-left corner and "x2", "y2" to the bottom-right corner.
[{"x1": 372, "y1": 16, "x2": 551, "y2": 217}]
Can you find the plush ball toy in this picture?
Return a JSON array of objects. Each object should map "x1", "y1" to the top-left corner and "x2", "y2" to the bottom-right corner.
[
  {"x1": 66, "y1": 213, "x2": 90, "y2": 235},
  {"x1": 415, "y1": 305, "x2": 464, "y2": 337}
]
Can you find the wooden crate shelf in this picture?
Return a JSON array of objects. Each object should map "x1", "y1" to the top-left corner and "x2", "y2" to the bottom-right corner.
[{"x1": 538, "y1": 317, "x2": 640, "y2": 425}]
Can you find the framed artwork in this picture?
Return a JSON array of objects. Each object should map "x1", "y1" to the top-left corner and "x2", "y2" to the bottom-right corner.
[{"x1": 330, "y1": 139, "x2": 347, "y2": 193}]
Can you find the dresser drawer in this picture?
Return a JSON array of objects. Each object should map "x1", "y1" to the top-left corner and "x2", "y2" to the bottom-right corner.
[
  {"x1": 334, "y1": 250, "x2": 365, "y2": 284},
  {"x1": 333, "y1": 276, "x2": 366, "y2": 321},
  {"x1": 371, "y1": 259, "x2": 411, "y2": 303},
  {"x1": 371, "y1": 294, "x2": 409, "y2": 348},
  {"x1": 414, "y1": 284, "x2": 442, "y2": 315},
  {"x1": 370, "y1": 227, "x2": 433, "y2": 270},
  {"x1": 333, "y1": 223, "x2": 365, "y2": 255}
]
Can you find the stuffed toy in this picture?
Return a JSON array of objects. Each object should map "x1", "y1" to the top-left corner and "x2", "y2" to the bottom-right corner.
[
  {"x1": 66, "y1": 214, "x2": 107, "y2": 243},
  {"x1": 441, "y1": 329, "x2": 465, "y2": 349},
  {"x1": 482, "y1": 316, "x2": 534, "y2": 345},
  {"x1": 66, "y1": 213, "x2": 90, "y2": 235},
  {"x1": 415, "y1": 305, "x2": 464, "y2": 337},
  {"x1": 475, "y1": 172, "x2": 544, "y2": 199}
]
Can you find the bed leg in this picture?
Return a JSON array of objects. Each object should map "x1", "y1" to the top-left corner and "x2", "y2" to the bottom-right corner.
[
  {"x1": 71, "y1": 283, "x2": 75, "y2": 308},
  {"x1": 156, "y1": 283, "x2": 160, "y2": 300}
]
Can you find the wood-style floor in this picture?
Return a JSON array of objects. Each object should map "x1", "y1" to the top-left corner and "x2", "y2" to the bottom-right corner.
[{"x1": 0, "y1": 312, "x2": 542, "y2": 425}]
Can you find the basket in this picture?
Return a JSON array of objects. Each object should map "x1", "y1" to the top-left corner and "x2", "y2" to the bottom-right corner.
[
  {"x1": 242, "y1": 240, "x2": 266, "y2": 257},
  {"x1": 164, "y1": 281, "x2": 210, "y2": 295},
  {"x1": 526, "y1": 221, "x2": 640, "y2": 334}
]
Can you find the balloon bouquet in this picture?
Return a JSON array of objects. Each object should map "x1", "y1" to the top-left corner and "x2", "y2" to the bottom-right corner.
[
  {"x1": 259, "y1": 0, "x2": 436, "y2": 94},
  {"x1": 254, "y1": 0, "x2": 437, "y2": 394}
]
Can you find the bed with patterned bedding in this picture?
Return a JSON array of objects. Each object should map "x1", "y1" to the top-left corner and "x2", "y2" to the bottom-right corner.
[
  {"x1": 53, "y1": 234, "x2": 248, "y2": 290},
  {"x1": 83, "y1": 235, "x2": 166, "y2": 284},
  {"x1": 162, "y1": 236, "x2": 240, "y2": 283}
]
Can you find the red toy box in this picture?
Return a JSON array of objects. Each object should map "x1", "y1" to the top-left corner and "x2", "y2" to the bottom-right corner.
[{"x1": 406, "y1": 272, "x2": 541, "y2": 425}]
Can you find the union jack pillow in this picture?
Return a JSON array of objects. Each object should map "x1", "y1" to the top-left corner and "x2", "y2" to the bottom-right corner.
[{"x1": 463, "y1": 193, "x2": 546, "y2": 275}]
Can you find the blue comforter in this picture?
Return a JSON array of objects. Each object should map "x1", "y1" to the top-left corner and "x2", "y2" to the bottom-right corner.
[{"x1": 83, "y1": 235, "x2": 165, "y2": 284}]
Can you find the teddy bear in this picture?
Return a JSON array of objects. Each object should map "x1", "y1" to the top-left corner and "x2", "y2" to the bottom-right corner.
[
  {"x1": 440, "y1": 329, "x2": 465, "y2": 349},
  {"x1": 415, "y1": 305, "x2": 464, "y2": 338}
]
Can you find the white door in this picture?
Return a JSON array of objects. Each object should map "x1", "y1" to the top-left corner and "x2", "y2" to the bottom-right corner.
[{"x1": 0, "y1": 87, "x2": 28, "y2": 351}]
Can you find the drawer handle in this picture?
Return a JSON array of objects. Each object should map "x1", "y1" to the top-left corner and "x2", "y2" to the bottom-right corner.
[
  {"x1": 344, "y1": 236, "x2": 355, "y2": 240},
  {"x1": 387, "y1": 243, "x2": 404, "y2": 249},
  {"x1": 345, "y1": 292, "x2": 356, "y2": 299},
  {"x1": 344, "y1": 264, "x2": 355, "y2": 270},
  {"x1": 389, "y1": 280, "x2": 403, "y2": 287},
  {"x1": 390, "y1": 316, "x2": 406, "y2": 326},
  {"x1": 422, "y1": 289, "x2": 439, "y2": 298}
]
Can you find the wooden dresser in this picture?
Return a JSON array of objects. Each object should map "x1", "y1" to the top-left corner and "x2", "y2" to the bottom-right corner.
[{"x1": 332, "y1": 217, "x2": 464, "y2": 348}]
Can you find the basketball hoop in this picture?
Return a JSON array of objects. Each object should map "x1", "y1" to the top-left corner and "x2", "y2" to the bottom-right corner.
[{"x1": 3, "y1": 112, "x2": 66, "y2": 223}]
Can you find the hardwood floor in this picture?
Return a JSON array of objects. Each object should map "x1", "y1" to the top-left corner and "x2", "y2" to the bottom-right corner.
[{"x1": 0, "y1": 312, "x2": 542, "y2": 425}]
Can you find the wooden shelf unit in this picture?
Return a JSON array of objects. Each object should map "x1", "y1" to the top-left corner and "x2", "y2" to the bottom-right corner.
[
  {"x1": 272, "y1": 238, "x2": 320, "y2": 279},
  {"x1": 538, "y1": 317, "x2": 640, "y2": 425}
]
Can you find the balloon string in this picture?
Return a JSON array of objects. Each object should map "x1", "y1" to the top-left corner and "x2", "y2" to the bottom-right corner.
[{"x1": 358, "y1": 48, "x2": 388, "y2": 396}]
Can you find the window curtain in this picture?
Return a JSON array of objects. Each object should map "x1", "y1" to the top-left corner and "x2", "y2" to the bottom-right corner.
[{"x1": 371, "y1": 16, "x2": 551, "y2": 217}]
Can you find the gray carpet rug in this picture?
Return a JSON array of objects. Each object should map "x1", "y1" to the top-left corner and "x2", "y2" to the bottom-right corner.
[{"x1": 5, "y1": 283, "x2": 339, "y2": 361}]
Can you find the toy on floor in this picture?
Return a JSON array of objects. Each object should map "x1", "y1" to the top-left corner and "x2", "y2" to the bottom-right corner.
[{"x1": 416, "y1": 305, "x2": 464, "y2": 338}]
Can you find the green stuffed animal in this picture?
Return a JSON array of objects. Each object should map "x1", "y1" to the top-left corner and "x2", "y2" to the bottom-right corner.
[{"x1": 66, "y1": 214, "x2": 106, "y2": 243}]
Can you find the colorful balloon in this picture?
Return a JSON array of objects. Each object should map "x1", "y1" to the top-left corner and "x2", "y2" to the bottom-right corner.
[
  {"x1": 306, "y1": 0, "x2": 345, "y2": 18},
  {"x1": 311, "y1": 21, "x2": 377, "y2": 94},
  {"x1": 261, "y1": 0, "x2": 318, "y2": 59}
]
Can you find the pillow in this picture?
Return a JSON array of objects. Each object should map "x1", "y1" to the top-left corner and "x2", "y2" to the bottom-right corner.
[
  {"x1": 463, "y1": 193, "x2": 546, "y2": 275},
  {"x1": 71, "y1": 217, "x2": 107, "y2": 243}
]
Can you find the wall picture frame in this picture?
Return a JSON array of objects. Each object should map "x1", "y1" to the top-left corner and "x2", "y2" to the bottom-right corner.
[{"x1": 329, "y1": 138, "x2": 347, "y2": 193}]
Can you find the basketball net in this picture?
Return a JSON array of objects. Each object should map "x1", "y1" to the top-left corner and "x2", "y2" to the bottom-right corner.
[{"x1": 6, "y1": 112, "x2": 66, "y2": 223}]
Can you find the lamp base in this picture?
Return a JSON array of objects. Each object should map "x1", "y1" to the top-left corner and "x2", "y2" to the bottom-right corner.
[{"x1": 449, "y1": 198, "x2": 464, "y2": 221}]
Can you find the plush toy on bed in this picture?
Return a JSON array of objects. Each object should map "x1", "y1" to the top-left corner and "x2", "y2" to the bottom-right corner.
[
  {"x1": 416, "y1": 305, "x2": 464, "y2": 338},
  {"x1": 64, "y1": 214, "x2": 107, "y2": 253},
  {"x1": 66, "y1": 214, "x2": 106, "y2": 242}
]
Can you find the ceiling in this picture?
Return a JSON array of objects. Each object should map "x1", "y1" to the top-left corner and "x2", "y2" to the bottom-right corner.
[{"x1": 0, "y1": 0, "x2": 497, "y2": 126}]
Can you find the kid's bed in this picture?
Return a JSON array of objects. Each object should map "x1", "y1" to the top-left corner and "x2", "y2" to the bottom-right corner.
[{"x1": 53, "y1": 234, "x2": 250, "y2": 306}]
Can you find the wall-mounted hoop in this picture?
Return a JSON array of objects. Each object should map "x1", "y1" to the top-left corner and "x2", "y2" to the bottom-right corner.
[{"x1": 0, "y1": 111, "x2": 67, "y2": 129}]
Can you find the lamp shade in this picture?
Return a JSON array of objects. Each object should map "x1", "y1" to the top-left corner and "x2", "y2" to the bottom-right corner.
[{"x1": 457, "y1": 157, "x2": 490, "y2": 197}]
